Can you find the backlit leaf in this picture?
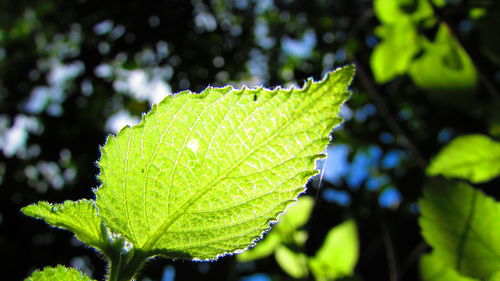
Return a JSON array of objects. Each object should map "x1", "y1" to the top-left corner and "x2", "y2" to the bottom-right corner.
[
  {"x1": 275, "y1": 245, "x2": 309, "y2": 279},
  {"x1": 427, "y1": 134, "x2": 500, "y2": 183},
  {"x1": 409, "y1": 24, "x2": 478, "y2": 92},
  {"x1": 25, "y1": 265, "x2": 94, "y2": 281},
  {"x1": 374, "y1": 0, "x2": 433, "y2": 24},
  {"x1": 419, "y1": 182, "x2": 500, "y2": 279},
  {"x1": 309, "y1": 219, "x2": 359, "y2": 281},
  {"x1": 95, "y1": 66, "x2": 354, "y2": 260},
  {"x1": 420, "y1": 253, "x2": 477, "y2": 281},
  {"x1": 370, "y1": 20, "x2": 420, "y2": 83},
  {"x1": 21, "y1": 200, "x2": 109, "y2": 254}
]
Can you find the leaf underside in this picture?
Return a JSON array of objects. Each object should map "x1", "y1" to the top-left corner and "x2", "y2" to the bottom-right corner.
[
  {"x1": 21, "y1": 200, "x2": 107, "y2": 253},
  {"x1": 427, "y1": 134, "x2": 500, "y2": 183},
  {"x1": 95, "y1": 65, "x2": 354, "y2": 260}
]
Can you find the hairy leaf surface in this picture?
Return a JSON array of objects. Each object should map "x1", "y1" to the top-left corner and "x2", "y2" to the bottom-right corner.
[
  {"x1": 21, "y1": 200, "x2": 108, "y2": 253},
  {"x1": 25, "y1": 265, "x2": 94, "y2": 281},
  {"x1": 427, "y1": 134, "x2": 500, "y2": 183},
  {"x1": 95, "y1": 66, "x2": 354, "y2": 260},
  {"x1": 419, "y1": 183, "x2": 500, "y2": 279}
]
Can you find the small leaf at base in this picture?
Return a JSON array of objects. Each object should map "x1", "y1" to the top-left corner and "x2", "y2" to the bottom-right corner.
[{"x1": 25, "y1": 265, "x2": 95, "y2": 281}]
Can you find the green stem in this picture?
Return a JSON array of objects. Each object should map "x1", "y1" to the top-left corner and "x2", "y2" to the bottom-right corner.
[
  {"x1": 108, "y1": 252, "x2": 123, "y2": 281},
  {"x1": 107, "y1": 250, "x2": 150, "y2": 281}
]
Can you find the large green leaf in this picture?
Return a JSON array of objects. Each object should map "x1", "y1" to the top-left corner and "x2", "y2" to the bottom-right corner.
[
  {"x1": 420, "y1": 253, "x2": 477, "y2": 281},
  {"x1": 25, "y1": 265, "x2": 95, "y2": 281},
  {"x1": 21, "y1": 200, "x2": 109, "y2": 254},
  {"x1": 309, "y1": 220, "x2": 359, "y2": 281},
  {"x1": 419, "y1": 182, "x2": 500, "y2": 279},
  {"x1": 427, "y1": 134, "x2": 500, "y2": 183},
  {"x1": 95, "y1": 66, "x2": 354, "y2": 260}
]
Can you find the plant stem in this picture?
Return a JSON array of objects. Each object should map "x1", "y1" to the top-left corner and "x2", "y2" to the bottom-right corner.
[
  {"x1": 108, "y1": 250, "x2": 150, "y2": 281},
  {"x1": 108, "y1": 252, "x2": 123, "y2": 281}
]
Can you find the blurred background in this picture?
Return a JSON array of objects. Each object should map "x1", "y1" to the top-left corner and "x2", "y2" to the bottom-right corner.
[{"x1": 1, "y1": 0, "x2": 499, "y2": 280}]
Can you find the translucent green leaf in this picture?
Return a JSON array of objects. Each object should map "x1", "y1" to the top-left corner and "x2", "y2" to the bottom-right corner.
[
  {"x1": 419, "y1": 183, "x2": 500, "y2": 279},
  {"x1": 488, "y1": 271, "x2": 500, "y2": 281},
  {"x1": 25, "y1": 265, "x2": 95, "y2": 281},
  {"x1": 374, "y1": 0, "x2": 433, "y2": 24},
  {"x1": 21, "y1": 200, "x2": 109, "y2": 253},
  {"x1": 409, "y1": 24, "x2": 478, "y2": 91},
  {"x1": 370, "y1": 21, "x2": 420, "y2": 83},
  {"x1": 95, "y1": 66, "x2": 354, "y2": 260},
  {"x1": 275, "y1": 245, "x2": 309, "y2": 279},
  {"x1": 420, "y1": 253, "x2": 477, "y2": 281},
  {"x1": 309, "y1": 220, "x2": 359, "y2": 281},
  {"x1": 427, "y1": 134, "x2": 500, "y2": 183}
]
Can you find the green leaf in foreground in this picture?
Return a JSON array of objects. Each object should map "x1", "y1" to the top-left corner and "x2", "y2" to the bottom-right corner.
[
  {"x1": 419, "y1": 182, "x2": 500, "y2": 279},
  {"x1": 309, "y1": 219, "x2": 359, "y2": 281},
  {"x1": 21, "y1": 200, "x2": 109, "y2": 254},
  {"x1": 25, "y1": 265, "x2": 95, "y2": 281},
  {"x1": 95, "y1": 66, "x2": 354, "y2": 260},
  {"x1": 427, "y1": 134, "x2": 500, "y2": 183}
]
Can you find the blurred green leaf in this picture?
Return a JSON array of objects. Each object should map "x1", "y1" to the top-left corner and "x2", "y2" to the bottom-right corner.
[
  {"x1": 420, "y1": 253, "x2": 477, "y2": 281},
  {"x1": 432, "y1": 0, "x2": 447, "y2": 7},
  {"x1": 419, "y1": 183, "x2": 500, "y2": 279},
  {"x1": 237, "y1": 231, "x2": 281, "y2": 262},
  {"x1": 275, "y1": 196, "x2": 315, "y2": 236},
  {"x1": 309, "y1": 220, "x2": 359, "y2": 281},
  {"x1": 409, "y1": 24, "x2": 478, "y2": 91},
  {"x1": 488, "y1": 271, "x2": 500, "y2": 281},
  {"x1": 374, "y1": 0, "x2": 433, "y2": 24},
  {"x1": 275, "y1": 245, "x2": 309, "y2": 279},
  {"x1": 25, "y1": 265, "x2": 94, "y2": 281},
  {"x1": 427, "y1": 134, "x2": 500, "y2": 183},
  {"x1": 370, "y1": 21, "x2": 420, "y2": 83},
  {"x1": 237, "y1": 196, "x2": 314, "y2": 262}
]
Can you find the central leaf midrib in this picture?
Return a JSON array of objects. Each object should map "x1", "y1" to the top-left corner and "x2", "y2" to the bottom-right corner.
[{"x1": 141, "y1": 81, "x2": 335, "y2": 251}]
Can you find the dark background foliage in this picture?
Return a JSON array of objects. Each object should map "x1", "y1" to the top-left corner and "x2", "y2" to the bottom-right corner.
[{"x1": 1, "y1": 0, "x2": 499, "y2": 280}]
